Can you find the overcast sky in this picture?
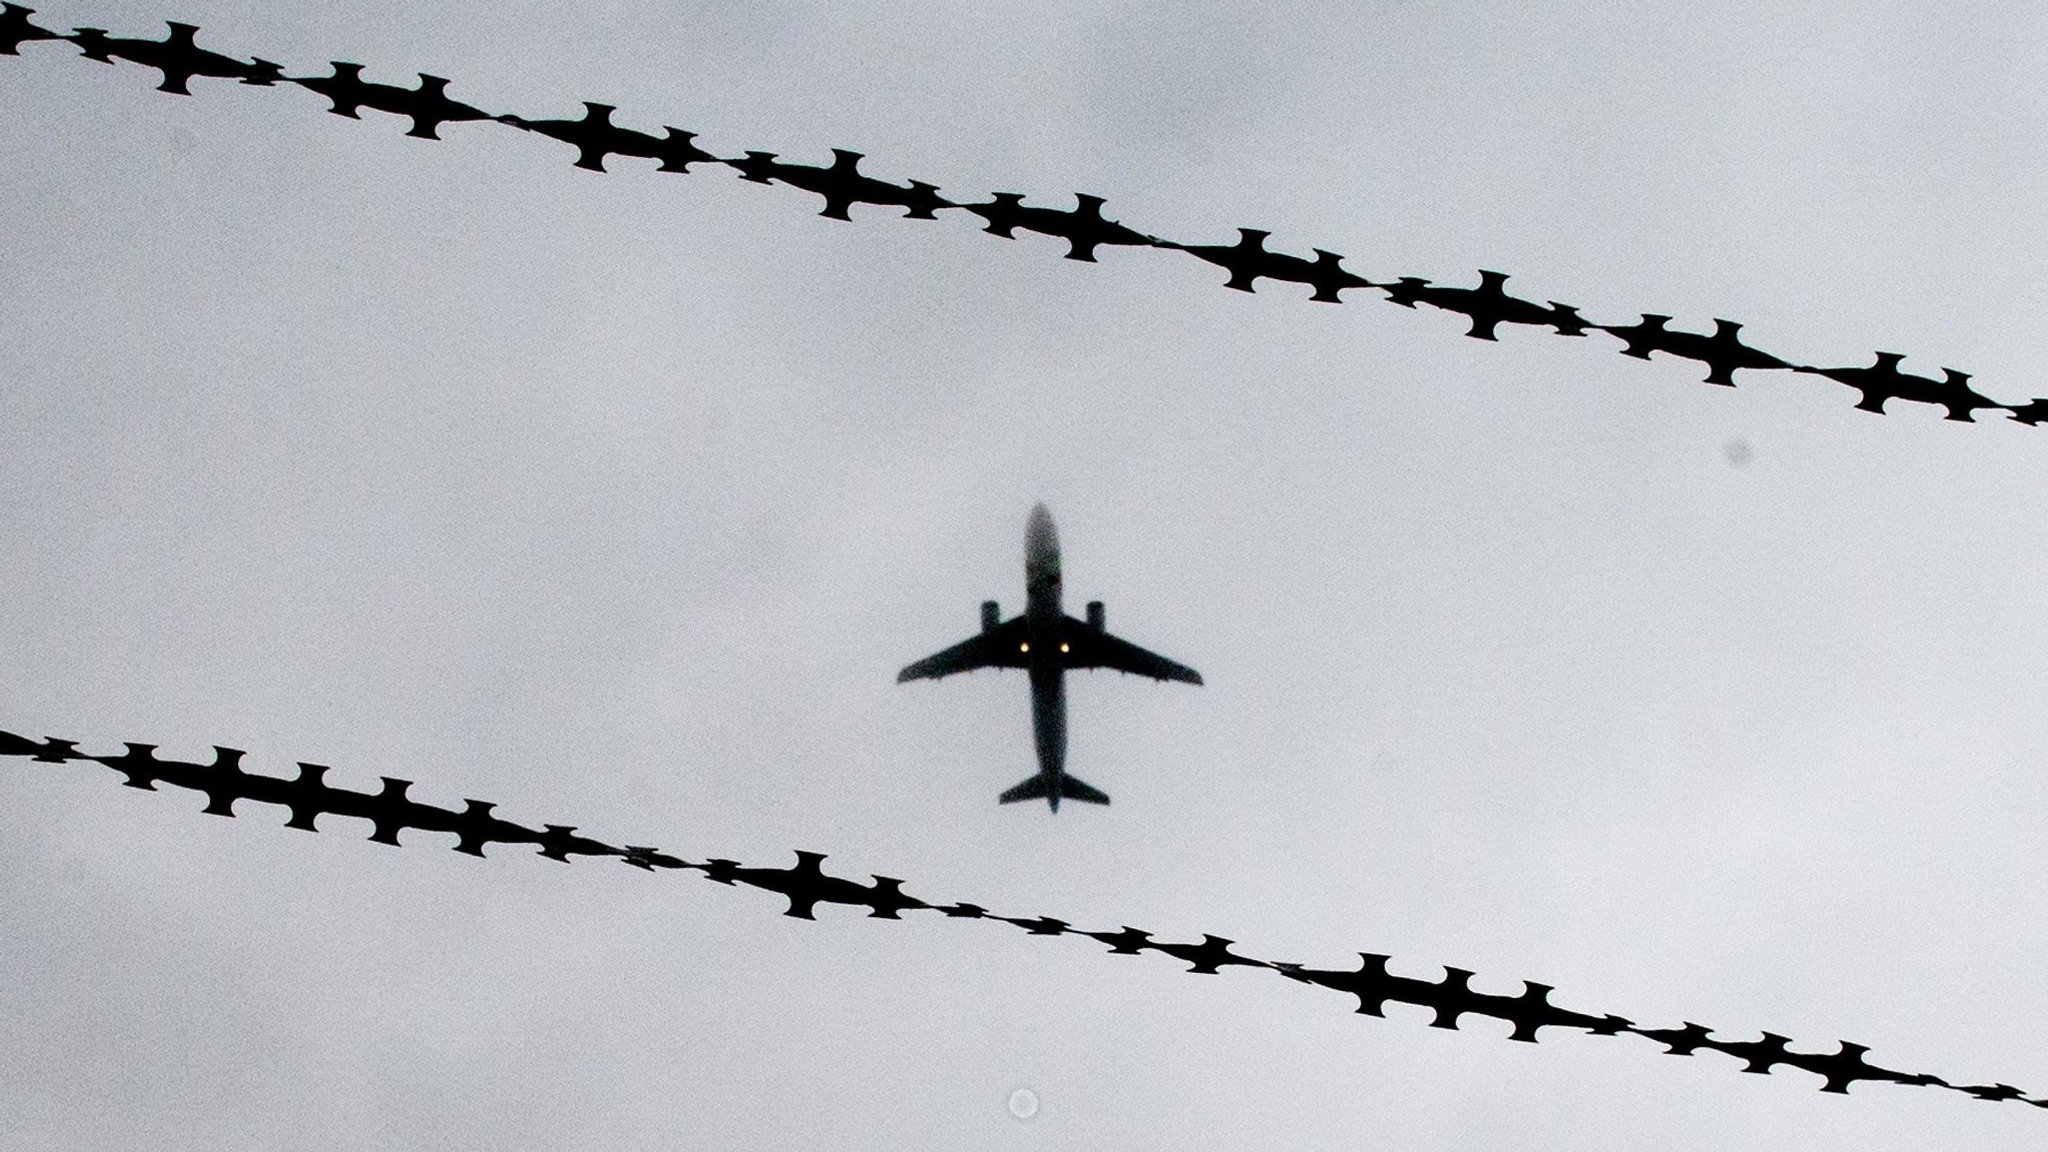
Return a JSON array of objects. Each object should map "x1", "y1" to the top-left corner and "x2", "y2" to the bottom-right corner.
[{"x1": 6, "y1": 2, "x2": 2048, "y2": 1148}]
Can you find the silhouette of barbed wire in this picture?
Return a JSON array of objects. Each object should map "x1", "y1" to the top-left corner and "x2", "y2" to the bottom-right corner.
[
  {"x1": 1794, "y1": 354, "x2": 2004, "y2": 422},
  {"x1": 497, "y1": 101, "x2": 718, "y2": 174},
  {"x1": 725, "y1": 147, "x2": 952, "y2": 222},
  {"x1": 960, "y1": 192, "x2": 1158, "y2": 262},
  {"x1": 9, "y1": 6, "x2": 2037, "y2": 428},
  {"x1": 2, "y1": 724, "x2": 2037, "y2": 1114},
  {"x1": 68, "y1": 20, "x2": 280, "y2": 94},
  {"x1": 1155, "y1": 228, "x2": 1380, "y2": 302},
  {"x1": 701, "y1": 850, "x2": 927, "y2": 920},
  {"x1": 1599, "y1": 315, "x2": 1789, "y2": 387},
  {"x1": 1, "y1": 2, "x2": 62, "y2": 54},
  {"x1": 286, "y1": 61, "x2": 489, "y2": 140},
  {"x1": 1381, "y1": 270, "x2": 1594, "y2": 341}
]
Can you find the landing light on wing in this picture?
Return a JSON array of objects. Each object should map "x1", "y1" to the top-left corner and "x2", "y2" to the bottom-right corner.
[
  {"x1": 1020, "y1": 642, "x2": 1029, "y2": 653},
  {"x1": 1060, "y1": 642, "x2": 1070, "y2": 652}
]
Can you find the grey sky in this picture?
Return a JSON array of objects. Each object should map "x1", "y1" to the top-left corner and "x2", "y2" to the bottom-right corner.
[{"x1": 5, "y1": 2, "x2": 2048, "y2": 1148}]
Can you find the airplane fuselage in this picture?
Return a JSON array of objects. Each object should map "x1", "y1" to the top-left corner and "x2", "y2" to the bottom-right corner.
[{"x1": 1023, "y1": 503, "x2": 1070, "y2": 807}]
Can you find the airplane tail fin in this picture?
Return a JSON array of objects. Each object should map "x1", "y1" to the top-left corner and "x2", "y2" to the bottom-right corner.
[{"x1": 999, "y1": 774, "x2": 1110, "y2": 807}]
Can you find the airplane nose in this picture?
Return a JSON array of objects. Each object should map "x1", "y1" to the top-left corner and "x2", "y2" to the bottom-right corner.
[{"x1": 1025, "y1": 504, "x2": 1059, "y2": 568}]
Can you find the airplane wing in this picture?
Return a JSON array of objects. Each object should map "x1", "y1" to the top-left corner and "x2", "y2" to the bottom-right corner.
[
  {"x1": 1059, "y1": 616, "x2": 1203, "y2": 685},
  {"x1": 896, "y1": 617, "x2": 1030, "y2": 682}
]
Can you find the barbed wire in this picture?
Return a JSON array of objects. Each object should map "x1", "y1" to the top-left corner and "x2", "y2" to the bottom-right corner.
[
  {"x1": 2, "y1": 725, "x2": 2036, "y2": 1111},
  {"x1": 4, "y1": 5, "x2": 2040, "y2": 429}
]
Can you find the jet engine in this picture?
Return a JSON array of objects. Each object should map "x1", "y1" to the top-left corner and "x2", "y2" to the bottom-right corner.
[
  {"x1": 1086, "y1": 600, "x2": 1104, "y2": 630},
  {"x1": 981, "y1": 600, "x2": 1000, "y2": 633}
]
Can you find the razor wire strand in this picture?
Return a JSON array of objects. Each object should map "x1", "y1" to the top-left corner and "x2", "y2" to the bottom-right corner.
[
  {"x1": 1, "y1": 726, "x2": 2036, "y2": 1111},
  {"x1": 2, "y1": 4, "x2": 2041, "y2": 429}
]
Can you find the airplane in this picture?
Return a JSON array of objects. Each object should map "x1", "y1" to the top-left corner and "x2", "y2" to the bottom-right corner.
[{"x1": 897, "y1": 504, "x2": 1202, "y2": 810}]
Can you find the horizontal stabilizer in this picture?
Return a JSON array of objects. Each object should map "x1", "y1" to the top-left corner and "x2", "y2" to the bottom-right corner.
[
  {"x1": 999, "y1": 773, "x2": 1110, "y2": 806},
  {"x1": 1060, "y1": 775, "x2": 1110, "y2": 805},
  {"x1": 999, "y1": 775, "x2": 1048, "y2": 804}
]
